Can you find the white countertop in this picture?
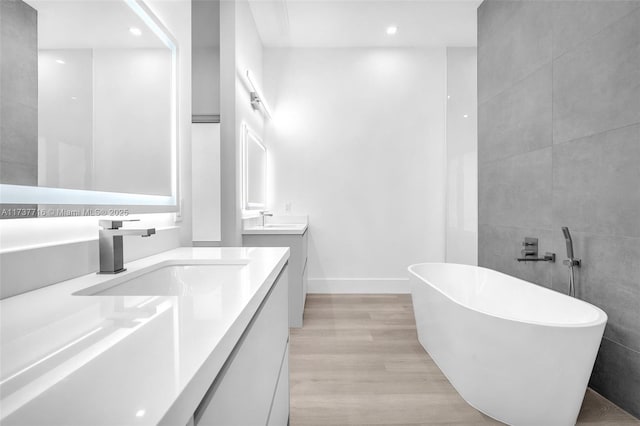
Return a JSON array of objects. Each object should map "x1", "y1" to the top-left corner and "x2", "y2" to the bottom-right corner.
[
  {"x1": 243, "y1": 223, "x2": 308, "y2": 235},
  {"x1": 0, "y1": 247, "x2": 289, "y2": 426}
]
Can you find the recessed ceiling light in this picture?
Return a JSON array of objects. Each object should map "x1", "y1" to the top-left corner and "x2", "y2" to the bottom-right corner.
[
  {"x1": 386, "y1": 26, "x2": 398, "y2": 35},
  {"x1": 135, "y1": 410, "x2": 145, "y2": 418},
  {"x1": 463, "y1": 114, "x2": 469, "y2": 118},
  {"x1": 71, "y1": 96, "x2": 77, "y2": 100},
  {"x1": 55, "y1": 59, "x2": 65, "y2": 64},
  {"x1": 129, "y1": 27, "x2": 142, "y2": 36}
]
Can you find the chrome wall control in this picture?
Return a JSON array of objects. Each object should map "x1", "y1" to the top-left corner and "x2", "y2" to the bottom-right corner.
[
  {"x1": 516, "y1": 237, "x2": 555, "y2": 262},
  {"x1": 516, "y1": 252, "x2": 556, "y2": 262},
  {"x1": 521, "y1": 237, "x2": 538, "y2": 257}
]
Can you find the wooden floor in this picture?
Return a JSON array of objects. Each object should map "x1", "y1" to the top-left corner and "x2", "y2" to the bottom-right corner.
[{"x1": 289, "y1": 294, "x2": 639, "y2": 426}]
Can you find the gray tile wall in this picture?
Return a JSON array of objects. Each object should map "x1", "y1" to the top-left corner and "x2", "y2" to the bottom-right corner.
[
  {"x1": 478, "y1": 0, "x2": 640, "y2": 418},
  {"x1": 1, "y1": 0, "x2": 38, "y2": 218},
  {"x1": 1, "y1": 0, "x2": 38, "y2": 185}
]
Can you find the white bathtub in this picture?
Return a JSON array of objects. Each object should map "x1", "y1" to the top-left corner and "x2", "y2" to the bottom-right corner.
[{"x1": 409, "y1": 263, "x2": 607, "y2": 426}]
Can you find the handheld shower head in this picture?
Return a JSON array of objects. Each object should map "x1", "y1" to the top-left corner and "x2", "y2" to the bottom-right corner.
[
  {"x1": 561, "y1": 227, "x2": 580, "y2": 297},
  {"x1": 562, "y1": 226, "x2": 574, "y2": 259}
]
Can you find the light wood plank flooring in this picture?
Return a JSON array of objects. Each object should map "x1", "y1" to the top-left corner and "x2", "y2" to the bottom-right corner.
[{"x1": 289, "y1": 294, "x2": 639, "y2": 425}]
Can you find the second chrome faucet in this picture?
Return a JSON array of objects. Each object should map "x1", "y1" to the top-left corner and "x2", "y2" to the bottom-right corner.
[{"x1": 259, "y1": 210, "x2": 273, "y2": 227}]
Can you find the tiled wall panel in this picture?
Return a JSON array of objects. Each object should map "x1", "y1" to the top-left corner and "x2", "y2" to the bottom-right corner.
[{"x1": 478, "y1": 0, "x2": 640, "y2": 418}]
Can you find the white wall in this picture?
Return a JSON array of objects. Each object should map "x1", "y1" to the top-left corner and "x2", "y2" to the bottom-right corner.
[
  {"x1": 191, "y1": 1, "x2": 221, "y2": 243},
  {"x1": 445, "y1": 47, "x2": 477, "y2": 265},
  {"x1": 192, "y1": 123, "x2": 221, "y2": 242},
  {"x1": 0, "y1": 0, "x2": 192, "y2": 298},
  {"x1": 219, "y1": 0, "x2": 265, "y2": 246},
  {"x1": 235, "y1": 0, "x2": 265, "y2": 220},
  {"x1": 263, "y1": 48, "x2": 447, "y2": 292}
]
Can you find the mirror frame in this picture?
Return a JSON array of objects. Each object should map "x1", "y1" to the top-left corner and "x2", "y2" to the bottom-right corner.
[
  {"x1": 0, "y1": 0, "x2": 179, "y2": 216},
  {"x1": 241, "y1": 123, "x2": 267, "y2": 212}
]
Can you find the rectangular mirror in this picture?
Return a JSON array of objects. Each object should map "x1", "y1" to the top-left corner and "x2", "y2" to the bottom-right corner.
[
  {"x1": 242, "y1": 123, "x2": 266, "y2": 212},
  {"x1": 0, "y1": 0, "x2": 177, "y2": 218}
]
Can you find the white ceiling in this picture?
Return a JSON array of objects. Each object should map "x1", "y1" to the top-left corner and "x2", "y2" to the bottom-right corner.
[
  {"x1": 248, "y1": 0, "x2": 481, "y2": 48},
  {"x1": 26, "y1": 0, "x2": 167, "y2": 49}
]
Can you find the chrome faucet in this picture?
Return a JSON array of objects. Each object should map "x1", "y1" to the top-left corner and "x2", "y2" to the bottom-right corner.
[
  {"x1": 561, "y1": 227, "x2": 581, "y2": 297},
  {"x1": 260, "y1": 210, "x2": 273, "y2": 227},
  {"x1": 99, "y1": 220, "x2": 155, "y2": 274}
]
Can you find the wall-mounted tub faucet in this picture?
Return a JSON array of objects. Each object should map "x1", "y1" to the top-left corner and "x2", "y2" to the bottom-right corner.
[
  {"x1": 561, "y1": 227, "x2": 581, "y2": 297},
  {"x1": 99, "y1": 220, "x2": 155, "y2": 274},
  {"x1": 516, "y1": 237, "x2": 555, "y2": 262}
]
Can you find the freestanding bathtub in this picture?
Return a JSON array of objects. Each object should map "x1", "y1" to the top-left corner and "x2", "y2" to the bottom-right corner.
[{"x1": 409, "y1": 263, "x2": 607, "y2": 426}]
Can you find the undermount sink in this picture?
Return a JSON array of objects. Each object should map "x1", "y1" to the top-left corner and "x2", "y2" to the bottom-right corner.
[{"x1": 75, "y1": 262, "x2": 249, "y2": 296}]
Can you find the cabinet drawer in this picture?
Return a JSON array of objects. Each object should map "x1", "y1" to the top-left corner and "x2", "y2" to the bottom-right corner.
[
  {"x1": 302, "y1": 259, "x2": 308, "y2": 311},
  {"x1": 299, "y1": 230, "x2": 308, "y2": 272},
  {"x1": 267, "y1": 343, "x2": 289, "y2": 426},
  {"x1": 195, "y1": 266, "x2": 289, "y2": 426}
]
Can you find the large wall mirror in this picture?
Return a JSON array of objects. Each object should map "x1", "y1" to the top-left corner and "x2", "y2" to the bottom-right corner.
[
  {"x1": 242, "y1": 123, "x2": 266, "y2": 212},
  {"x1": 0, "y1": 0, "x2": 177, "y2": 218}
]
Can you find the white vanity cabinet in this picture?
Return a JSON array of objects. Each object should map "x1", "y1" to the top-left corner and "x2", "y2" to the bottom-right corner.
[
  {"x1": 0, "y1": 247, "x2": 291, "y2": 426},
  {"x1": 195, "y1": 266, "x2": 290, "y2": 426},
  {"x1": 243, "y1": 229, "x2": 308, "y2": 328}
]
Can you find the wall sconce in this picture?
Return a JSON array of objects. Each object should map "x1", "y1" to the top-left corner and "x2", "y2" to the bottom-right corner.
[{"x1": 246, "y1": 69, "x2": 272, "y2": 119}]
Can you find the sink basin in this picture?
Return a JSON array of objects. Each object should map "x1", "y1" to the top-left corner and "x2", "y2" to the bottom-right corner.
[
  {"x1": 76, "y1": 263, "x2": 249, "y2": 296},
  {"x1": 264, "y1": 224, "x2": 305, "y2": 229}
]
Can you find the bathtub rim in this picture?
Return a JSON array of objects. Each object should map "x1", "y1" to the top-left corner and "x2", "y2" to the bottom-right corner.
[{"x1": 408, "y1": 262, "x2": 607, "y2": 329}]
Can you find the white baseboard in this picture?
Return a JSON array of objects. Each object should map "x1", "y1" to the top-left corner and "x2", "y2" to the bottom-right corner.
[{"x1": 308, "y1": 278, "x2": 410, "y2": 294}]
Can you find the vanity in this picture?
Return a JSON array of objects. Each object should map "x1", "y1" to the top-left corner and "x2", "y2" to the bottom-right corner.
[
  {"x1": 0, "y1": 1, "x2": 293, "y2": 424},
  {"x1": 243, "y1": 217, "x2": 308, "y2": 328},
  {"x1": 0, "y1": 247, "x2": 290, "y2": 426}
]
